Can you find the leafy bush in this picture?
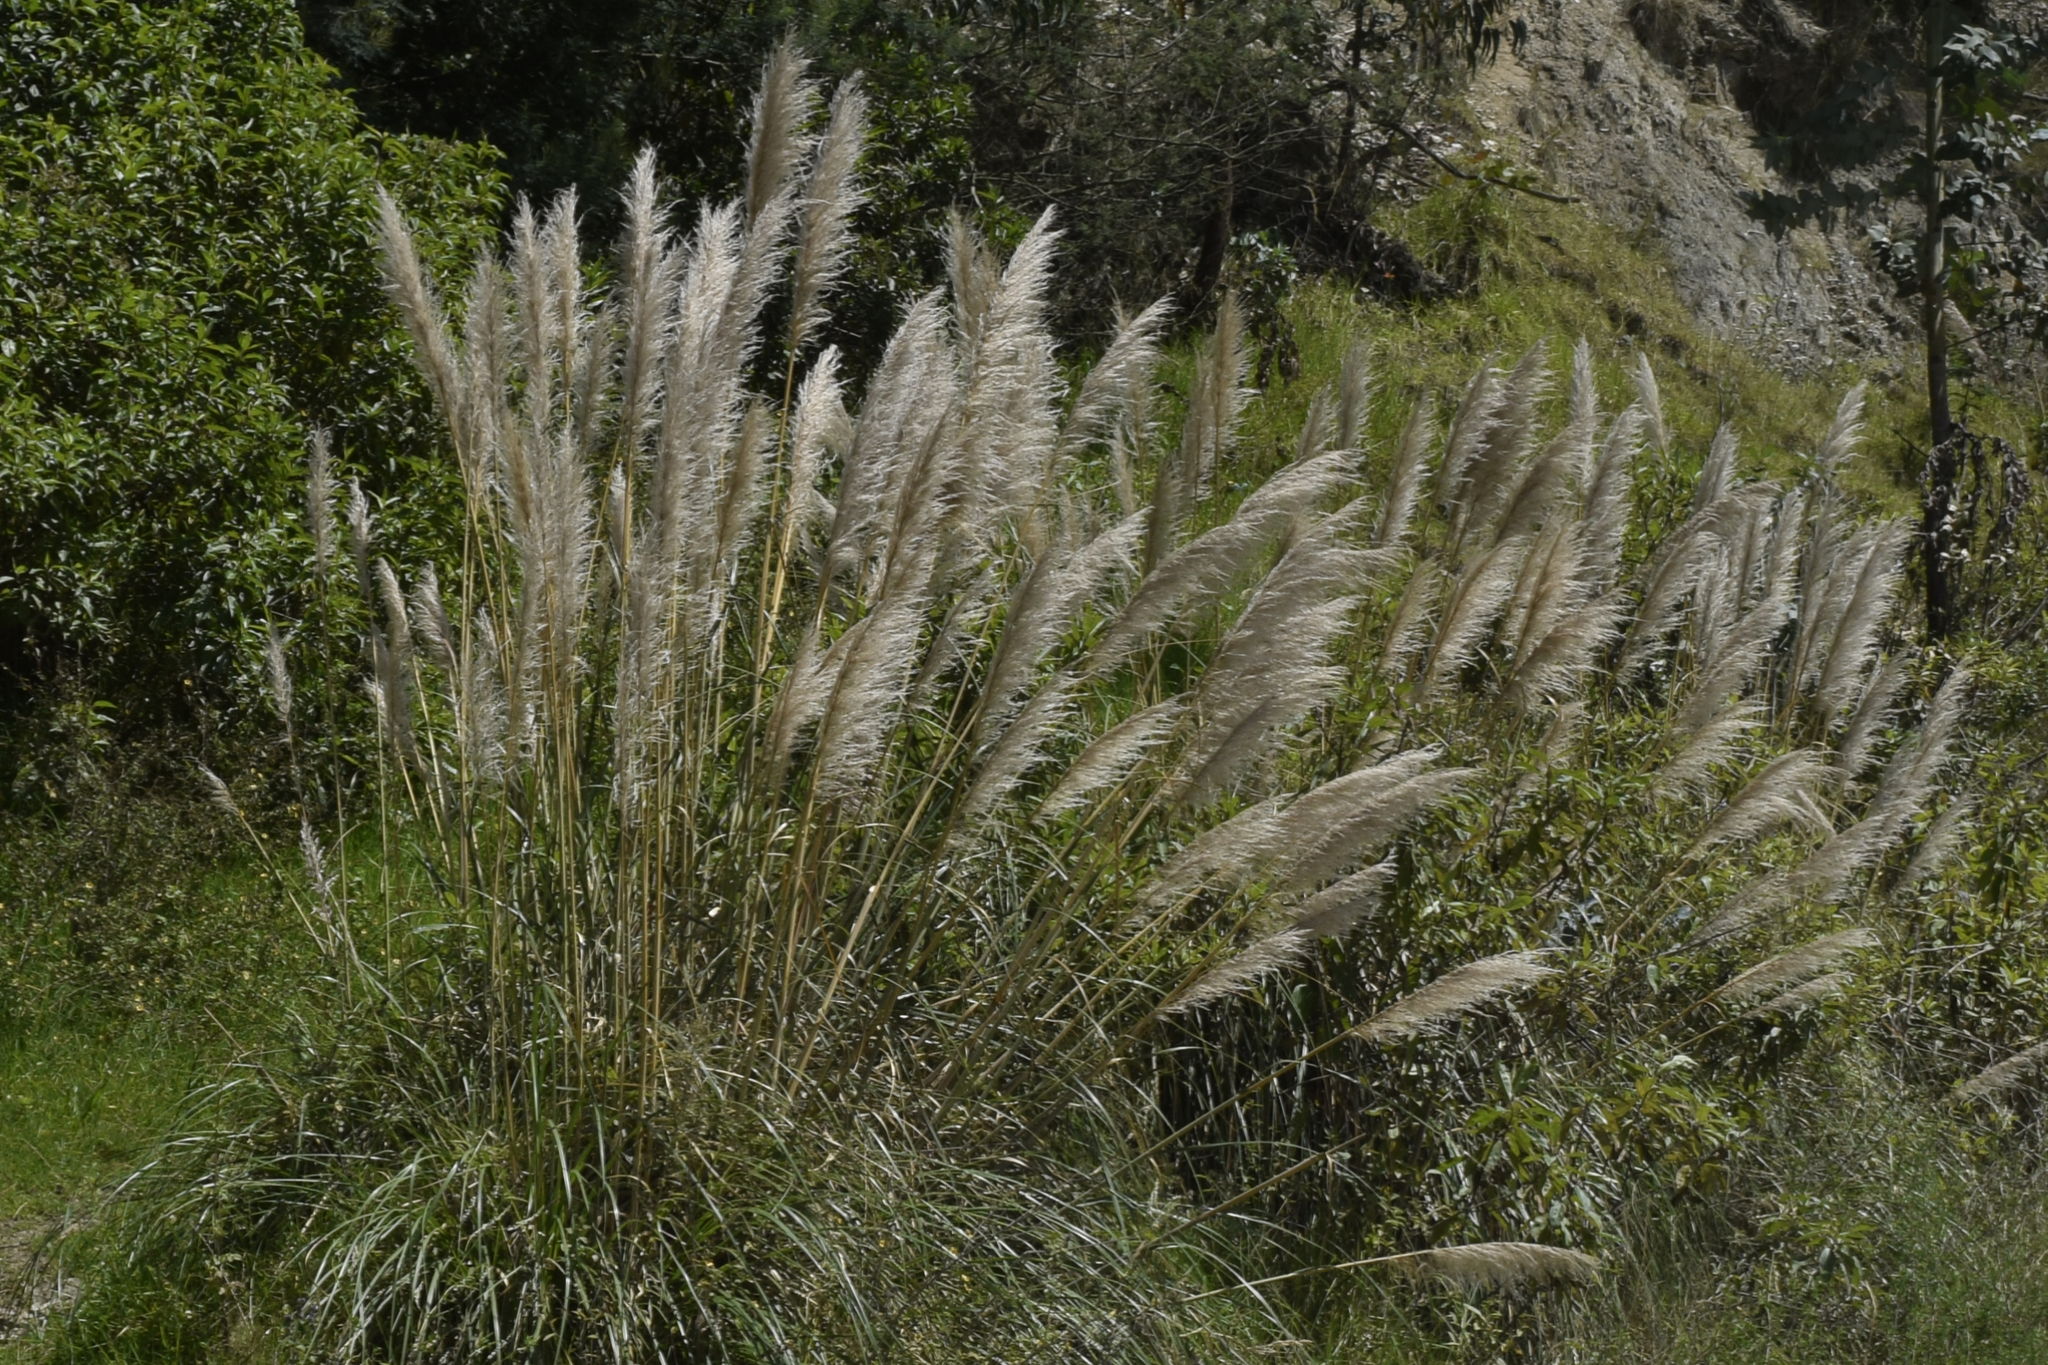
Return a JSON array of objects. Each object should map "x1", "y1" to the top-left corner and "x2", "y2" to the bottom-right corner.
[
  {"x1": 75, "y1": 49, "x2": 1997, "y2": 1365},
  {"x1": 0, "y1": 0, "x2": 500, "y2": 722}
]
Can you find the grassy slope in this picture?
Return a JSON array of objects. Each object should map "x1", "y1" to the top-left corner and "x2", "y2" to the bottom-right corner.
[
  {"x1": 1167, "y1": 180, "x2": 2048, "y2": 1363},
  {"x1": 0, "y1": 800, "x2": 305, "y2": 1359},
  {"x1": 1232, "y1": 179, "x2": 2046, "y2": 527},
  {"x1": 1, "y1": 180, "x2": 2044, "y2": 1361}
]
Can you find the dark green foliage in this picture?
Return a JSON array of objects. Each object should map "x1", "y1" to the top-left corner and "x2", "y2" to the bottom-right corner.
[
  {"x1": 0, "y1": 0, "x2": 501, "y2": 720},
  {"x1": 300, "y1": 0, "x2": 984, "y2": 365},
  {"x1": 297, "y1": 0, "x2": 1520, "y2": 342}
]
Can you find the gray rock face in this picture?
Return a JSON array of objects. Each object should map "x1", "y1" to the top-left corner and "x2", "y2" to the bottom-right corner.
[{"x1": 1467, "y1": 0, "x2": 1917, "y2": 372}]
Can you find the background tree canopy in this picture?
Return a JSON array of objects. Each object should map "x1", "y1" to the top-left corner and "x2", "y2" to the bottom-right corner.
[
  {"x1": 298, "y1": 0, "x2": 1517, "y2": 331},
  {"x1": 0, "y1": 0, "x2": 500, "y2": 723}
]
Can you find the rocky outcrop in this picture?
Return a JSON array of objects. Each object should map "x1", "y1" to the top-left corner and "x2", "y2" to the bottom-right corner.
[{"x1": 1466, "y1": 0, "x2": 1920, "y2": 372}]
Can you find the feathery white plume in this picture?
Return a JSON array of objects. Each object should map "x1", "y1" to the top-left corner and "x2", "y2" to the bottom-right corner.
[
  {"x1": 1375, "y1": 397, "x2": 1435, "y2": 547},
  {"x1": 614, "y1": 148, "x2": 676, "y2": 459},
  {"x1": 373, "y1": 187, "x2": 459, "y2": 417},
  {"x1": 788, "y1": 75, "x2": 869, "y2": 350},
  {"x1": 1673, "y1": 586, "x2": 1791, "y2": 738},
  {"x1": 1567, "y1": 337, "x2": 1597, "y2": 434},
  {"x1": 1380, "y1": 562, "x2": 1446, "y2": 680},
  {"x1": 1812, "y1": 520, "x2": 1908, "y2": 718},
  {"x1": 1353, "y1": 951, "x2": 1556, "y2": 1043},
  {"x1": 1098, "y1": 450, "x2": 1358, "y2": 672},
  {"x1": 1834, "y1": 654, "x2": 1907, "y2": 779},
  {"x1": 785, "y1": 346, "x2": 850, "y2": 552},
  {"x1": 1335, "y1": 339, "x2": 1372, "y2": 451},
  {"x1": 1900, "y1": 795, "x2": 1976, "y2": 886},
  {"x1": 1814, "y1": 382, "x2": 1867, "y2": 479},
  {"x1": 1685, "y1": 748, "x2": 1834, "y2": 856},
  {"x1": 1632, "y1": 351, "x2": 1666, "y2": 456},
  {"x1": 1692, "y1": 424, "x2": 1737, "y2": 515},
  {"x1": 1434, "y1": 362, "x2": 1502, "y2": 509},
  {"x1": 1167, "y1": 861, "x2": 1396, "y2": 1016},
  {"x1": 306, "y1": 430, "x2": 335, "y2": 583},
  {"x1": 742, "y1": 41, "x2": 816, "y2": 228},
  {"x1": 1711, "y1": 927, "x2": 1878, "y2": 1008},
  {"x1": 1580, "y1": 406, "x2": 1641, "y2": 584},
  {"x1": 263, "y1": 625, "x2": 293, "y2": 737},
  {"x1": 1957, "y1": 1040, "x2": 2048, "y2": 1103},
  {"x1": 1452, "y1": 341, "x2": 1548, "y2": 548},
  {"x1": 1424, "y1": 537, "x2": 1528, "y2": 698},
  {"x1": 1037, "y1": 698, "x2": 1186, "y2": 818},
  {"x1": 1398, "y1": 1242, "x2": 1600, "y2": 1293},
  {"x1": 1295, "y1": 388, "x2": 1335, "y2": 465},
  {"x1": 1656, "y1": 700, "x2": 1760, "y2": 799},
  {"x1": 1745, "y1": 971, "x2": 1853, "y2": 1019},
  {"x1": 1062, "y1": 297, "x2": 1172, "y2": 461},
  {"x1": 198, "y1": 763, "x2": 239, "y2": 819}
]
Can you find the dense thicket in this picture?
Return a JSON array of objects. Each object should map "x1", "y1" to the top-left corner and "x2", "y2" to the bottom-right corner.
[{"x1": 0, "y1": 0, "x2": 499, "y2": 729}]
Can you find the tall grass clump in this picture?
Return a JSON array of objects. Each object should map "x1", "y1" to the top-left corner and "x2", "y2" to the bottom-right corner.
[{"x1": 82, "y1": 50, "x2": 1989, "y2": 1365}]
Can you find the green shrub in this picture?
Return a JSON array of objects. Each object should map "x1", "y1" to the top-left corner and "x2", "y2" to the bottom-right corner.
[{"x1": 0, "y1": 0, "x2": 500, "y2": 724}]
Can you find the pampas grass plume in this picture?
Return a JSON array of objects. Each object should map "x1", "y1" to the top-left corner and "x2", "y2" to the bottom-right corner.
[
  {"x1": 1957, "y1": 1040, "x2": 2048, "y2": 1103},
  {"x1": 1712, "y1": 927, "x2": 1878, "y2": 1008},
  {"x1": 1353, "y1": 951, "x2": 1556, "y2": 1043},
  {"x1": 1401, "y1": 1242, "x2": 1600, "y2": 1293}
]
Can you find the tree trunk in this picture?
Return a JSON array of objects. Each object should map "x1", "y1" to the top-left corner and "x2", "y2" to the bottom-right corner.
[
  {"x1": 1924, "y1": 6, "x2": 1951, "y2": 449},
  {"x1": 1332, "y1": 0, "x2": 1369, "y2": 199},
  {"x1": 1922, "y1": 2, "x2": 1958, "y2": 639},
  {"x1": 1191, "y1": 163, "x2": 1233, "y2": 306}
]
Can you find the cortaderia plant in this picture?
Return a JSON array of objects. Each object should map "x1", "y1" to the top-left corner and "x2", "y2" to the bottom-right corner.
[{"x1": 127, "y1": 44, "x2": 1978, "y2": 1365}]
